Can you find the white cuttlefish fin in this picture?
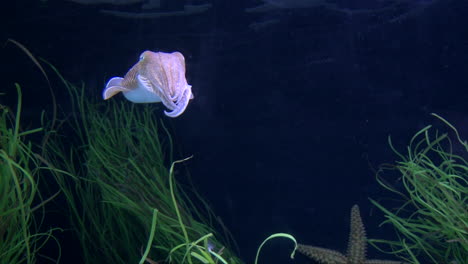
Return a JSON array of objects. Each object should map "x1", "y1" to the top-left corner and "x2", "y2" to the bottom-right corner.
[{"x1": 103, "y1": 77, "x2": 130, "y2": 99}]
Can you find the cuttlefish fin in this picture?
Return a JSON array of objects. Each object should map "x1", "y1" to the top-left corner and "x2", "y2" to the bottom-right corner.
[
  {"x1": 164, "y1": 85, "x2": 193, "y2": 118},
  {"x1": 102, "y1": 77, "x2": 131, "y2": 100}
]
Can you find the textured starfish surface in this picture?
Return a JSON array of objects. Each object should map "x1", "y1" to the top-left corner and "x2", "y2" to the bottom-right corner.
[{"x1": 297, "y1": 205, "x2": 404, "y2": 264}]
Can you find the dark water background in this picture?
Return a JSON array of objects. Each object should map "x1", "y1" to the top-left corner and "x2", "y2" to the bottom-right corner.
[{"x1": 3, "y1": 0, "x2": 468, "y2": 263}]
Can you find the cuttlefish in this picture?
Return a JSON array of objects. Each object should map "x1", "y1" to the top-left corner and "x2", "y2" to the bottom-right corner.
[{"x1": 102, "y1": 50, "x2": 193, "y2": 118}]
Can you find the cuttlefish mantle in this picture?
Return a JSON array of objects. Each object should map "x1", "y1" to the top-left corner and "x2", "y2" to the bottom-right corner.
[{"x1": 103, "y1": 50, "x2": 193, "y2": 118}]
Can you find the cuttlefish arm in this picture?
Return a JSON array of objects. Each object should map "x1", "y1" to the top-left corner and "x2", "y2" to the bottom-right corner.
[
  {"x1": 164, "y1": 84, "x2": 193, "y2": 117},
  {"x1": 102, "y1": 50, "x2": 193, "y2": 117}
]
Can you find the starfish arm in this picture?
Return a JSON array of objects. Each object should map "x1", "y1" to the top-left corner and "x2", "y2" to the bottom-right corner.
[
  {"x1": 347, "y1": 205, "x2": 367, "y2": 264},
  {"x1": 365, "y1": 260, "x2": 406, "y2": 264},
  {"x1": 297, "y1": 244, "x2": 347, "y2": 264}
]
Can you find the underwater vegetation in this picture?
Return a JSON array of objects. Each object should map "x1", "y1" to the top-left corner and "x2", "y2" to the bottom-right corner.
[
  {"x1": 370, "y1": 114, "x2": 468, "y2": 264},
  {"x1": 0, "y1": 42, "x2": 297, "y2": 264},
  {"x1": 0, "y1": 41, "x2": 243, "y2": 263},
  {"x1": 43, "y1": 65, "x2": 242, "y2": 264},
  {"x1": 0, "y1": 85, "x2": 61, "y2": 264},
  {"x1": 3, "y1": 42, "x2": 465, "y2": 264}
]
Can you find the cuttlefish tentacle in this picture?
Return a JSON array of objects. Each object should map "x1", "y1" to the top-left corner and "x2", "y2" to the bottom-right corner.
[{"x1": 102, "y1": 50, "x2": 193, "y2": 117}]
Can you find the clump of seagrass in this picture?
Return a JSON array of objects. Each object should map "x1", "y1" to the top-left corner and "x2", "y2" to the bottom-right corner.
[
  {"x1": 0, "y1": 85, "x2": 60, "y2": 264},
  {"x1": 370, "y1": 114, "x2": 468, "y2": 264},
  {"x1": 44, "y1": 68, "x2": 241, "y2": 264}
]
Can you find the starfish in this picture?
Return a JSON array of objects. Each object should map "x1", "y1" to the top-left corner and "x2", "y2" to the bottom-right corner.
[{"x1": 297, "y1": 205, "x2": 404, "y2": 264}]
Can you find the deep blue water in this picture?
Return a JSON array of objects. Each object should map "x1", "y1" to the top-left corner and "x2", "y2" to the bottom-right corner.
[{"x1": 3, "y1": 0, "x2": 468, "y2": 263}]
